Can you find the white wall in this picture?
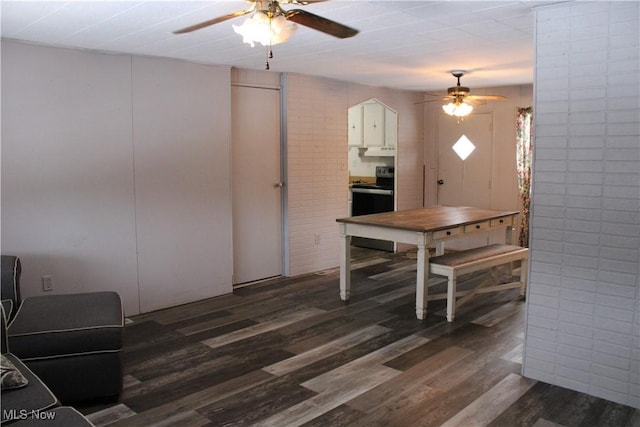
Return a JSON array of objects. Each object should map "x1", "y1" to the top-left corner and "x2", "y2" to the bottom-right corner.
[
  {"x1": 1, "y1": 41, "x2": 139, "y2": 314},
  {"x1": 524, "y1": 1, "x2": 639, "y2": 408},
  {"x1": 131, "y1": 57, "x2": 233, "y2": 314},
  {"x1": 1, "y1": 41, "x2": 233, "y2": 315}
]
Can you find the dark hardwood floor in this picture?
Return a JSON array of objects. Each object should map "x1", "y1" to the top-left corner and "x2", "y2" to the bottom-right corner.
[{"x1": 77, "y1": 248, "x2": 640, "y2": 427}]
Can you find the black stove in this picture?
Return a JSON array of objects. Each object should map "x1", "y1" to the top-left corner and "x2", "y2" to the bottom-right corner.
[
  {"x1": 351, "y1": 166, "x2": 394, "y2": 191},
  {"x1": 351, "y1": 166, "x2": 395, "y2": 251}
]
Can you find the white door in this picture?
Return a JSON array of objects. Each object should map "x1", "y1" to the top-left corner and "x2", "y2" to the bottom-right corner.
[
  {"x1": 231, "y1": 85, "x2": 282, "y2": 285},
  {"x1": 437, "y1": 113, "x2": 493, "y2": 249}
]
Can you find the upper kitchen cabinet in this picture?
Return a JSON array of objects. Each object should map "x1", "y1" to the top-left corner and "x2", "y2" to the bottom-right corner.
[
  {"x1": 384, "y1": 107, "x2": 398, "y2": 148},
  {"x1": 363, "y1": 102, "x2": 384, "y2": 147},
  {"x1": 348, "y1": 103, "x2": 364, "y2": 147},
  {"x1": 348, "y1": 99, "x2": 397, "y2": 156}
]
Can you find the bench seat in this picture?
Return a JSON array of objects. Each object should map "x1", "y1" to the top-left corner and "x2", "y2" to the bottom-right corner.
[{"x1": 429, "y1": 244, "x2": 528, "y2": 322}]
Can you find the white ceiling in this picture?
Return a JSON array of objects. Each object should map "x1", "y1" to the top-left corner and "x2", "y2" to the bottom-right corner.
[{"x1": 0, "y1": 0, "x2": 560, "y2": 92}]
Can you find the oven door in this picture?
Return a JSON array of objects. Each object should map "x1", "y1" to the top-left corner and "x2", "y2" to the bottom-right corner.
[
  {"x1": 351, "y1": 188, "x2": 394, "y2": 216},
  {"x1": 351, "y1": 187, "x2": 394, "y2": 251}
]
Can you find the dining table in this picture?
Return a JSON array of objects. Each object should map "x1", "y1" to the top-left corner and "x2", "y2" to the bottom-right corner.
[{"x1": 336, "y1": 206, "x2": 520, "y2": 319}]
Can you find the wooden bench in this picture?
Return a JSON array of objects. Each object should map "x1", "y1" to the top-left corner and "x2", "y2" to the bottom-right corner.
[{"x1": 429, "y1": 244, "x2": 529, "y2": 322}]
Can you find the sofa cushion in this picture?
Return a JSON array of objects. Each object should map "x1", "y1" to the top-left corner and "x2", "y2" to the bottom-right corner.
[
  {"x1": 1, "y1": 353, "x2": 29, "y2": 390},
  {"x1": 0, "y1": 353, "x2": 58, "y2": 424},
  {"x1": 8, "y1": 292, "x2": 123, "y2": 360}
]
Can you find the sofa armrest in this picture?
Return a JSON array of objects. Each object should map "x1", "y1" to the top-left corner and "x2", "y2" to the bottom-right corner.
[{"x1": 1, "y1": 256, "x2": 21, "y2": 320}]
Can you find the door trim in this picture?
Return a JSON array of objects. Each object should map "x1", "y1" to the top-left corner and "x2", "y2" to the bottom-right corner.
[{"x1": 280, "y1": 73, "x2": 290, "y2": 277}]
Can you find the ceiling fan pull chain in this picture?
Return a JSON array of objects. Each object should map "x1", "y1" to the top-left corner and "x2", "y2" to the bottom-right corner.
[
  {"x1": 265, "y1": 39, "x2": 274, "y2": 70},
  {"x1": 265, "y1": 13, "x2": 274, "y2": 70}
]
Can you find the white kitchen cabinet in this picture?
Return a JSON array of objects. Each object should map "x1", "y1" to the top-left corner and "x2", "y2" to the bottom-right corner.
[
  {"x1": 384, "y1": 108, "x2": 397, "y2": 148},
  {"x1": 348, "y1": 99, "x2": 397, "y2": 155},
  {"x1": 363, "y1": 102, "x2": 385, "y2": 147},
  {"x1": 348, "y1": 104, "x2": 363, "y2": 147}
]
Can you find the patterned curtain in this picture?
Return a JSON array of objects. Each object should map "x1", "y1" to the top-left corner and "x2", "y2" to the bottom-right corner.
[{"x1": 516, "y1": 107, "x2": 533, "y2": 247}]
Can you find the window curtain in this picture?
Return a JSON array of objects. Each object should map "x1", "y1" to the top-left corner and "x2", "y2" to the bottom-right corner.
[{"x1": 516, "y1": 107, "x2": 533, "y2": 247}]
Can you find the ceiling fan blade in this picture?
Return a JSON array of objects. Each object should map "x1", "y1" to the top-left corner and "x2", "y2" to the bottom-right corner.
[
  {"x1": 173, "y1": 8, "x2": 253, "y2": 34},
  {"x1": 424, "y1": 92, "x2": 447, "y2": 97},
  {"x1": 466, "y1": 95, "x2": 507, "y2": 101},
  {"x1": 464, "y1": 99, "x2": 487, "y2": 106},
  {"x1": 289, "y1": 0, "x2": 329, "y2": 4},
  {"x1": 285, "y1": 9, "x2": 358, "y2": 38},
  {"x1": 414, "y1": 97, "x2": 452, "y2": 105}
]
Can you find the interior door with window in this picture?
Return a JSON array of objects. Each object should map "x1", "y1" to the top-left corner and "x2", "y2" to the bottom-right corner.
[{"x1": 231, "y1": 85, "x2": 282, "y2": 285}]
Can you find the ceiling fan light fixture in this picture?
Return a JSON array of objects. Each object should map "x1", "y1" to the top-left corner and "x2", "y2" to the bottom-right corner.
[
  {"x1": 442, "y1": 101, "x2": 473, "y2": 117},
  {"x1": 232, "y1": 11, "x2": 297, "y2": 47}
]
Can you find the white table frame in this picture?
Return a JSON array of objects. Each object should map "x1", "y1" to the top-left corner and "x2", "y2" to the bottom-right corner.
[{"x1": 338, "y1": 207, "x2": 519, "y2": 320}]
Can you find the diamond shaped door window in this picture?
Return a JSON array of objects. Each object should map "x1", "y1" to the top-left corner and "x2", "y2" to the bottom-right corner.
[{"x1": 452, "y1": 135, "x2": 475, "y2": 160}]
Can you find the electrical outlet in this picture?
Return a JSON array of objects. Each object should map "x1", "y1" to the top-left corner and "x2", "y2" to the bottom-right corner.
[
  {"x1": 42, "y1": 275, "x2": 54, "y2": 292},
  {"x1": 314, "y1": 234, "x2": 320, "y2": 245}
]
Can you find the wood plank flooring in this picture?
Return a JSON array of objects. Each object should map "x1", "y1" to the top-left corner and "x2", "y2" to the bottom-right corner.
[{"x1": 77, "y1": 248, "x2": 640, "y2": 427}]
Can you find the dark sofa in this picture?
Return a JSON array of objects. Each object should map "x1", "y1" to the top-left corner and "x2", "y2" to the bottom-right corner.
[
  {"x1": 1, "y1": 255, "x2": 124, "y2": 406},
  {"x1": 1, "y1": 305, "x2": 94, "y2": 425}
]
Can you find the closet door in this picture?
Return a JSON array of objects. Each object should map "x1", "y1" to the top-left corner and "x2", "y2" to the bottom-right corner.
[{"x1": 231, "y1": 85, "x2": 282, "y2": 285}]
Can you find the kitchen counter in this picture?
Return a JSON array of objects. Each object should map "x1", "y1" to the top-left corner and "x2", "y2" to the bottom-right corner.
[{"x1": 348, "y1": 176, "x2": 375, "y2": 186}]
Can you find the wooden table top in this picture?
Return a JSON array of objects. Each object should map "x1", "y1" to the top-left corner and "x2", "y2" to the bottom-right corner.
[{"x1": 337, "y1": 206, "x2": 520, "y2": 233}]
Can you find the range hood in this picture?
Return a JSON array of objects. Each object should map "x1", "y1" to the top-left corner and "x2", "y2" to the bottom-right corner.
[{"x1": 364, "y1": 146, "x2": 395, "y2": 157}]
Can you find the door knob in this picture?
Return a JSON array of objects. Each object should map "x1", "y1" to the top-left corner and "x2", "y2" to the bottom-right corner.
[
  {"x1": 274, "y1": 181, "x2": 285, "y2": 188},
  {"x1": 437, "y1": 179, "x2": 444, "y2": 185}
]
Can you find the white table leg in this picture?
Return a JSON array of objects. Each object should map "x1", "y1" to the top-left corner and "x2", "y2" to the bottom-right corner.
[
  {"x1": 506, "y1": 216, "x2": 516, "y2": 245},
  {"x1": 520, "y1": 256, "x2": 529, "y2": 297},
  {"x1": 505, "y1": 216, "x2": 516, "y2": 275},
  {"x1": 446, "y1": 273, "x2": 457, "y2": 322},
  {"x1": 339, "y1": 224, "x2": 351, "y2": 301},
  {"x1": 415, "y1": 241, "x2": 429, "y2": 319}
]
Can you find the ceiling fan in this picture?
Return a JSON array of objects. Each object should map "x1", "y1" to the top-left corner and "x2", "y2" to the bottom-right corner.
[
  {"x1": 173, "y1": 0, "x2": 358, "y2": 69},
  {"x1": 174, "y1": 0, "x2": 358, "y2": 38},
  {"x1": 417, "y1": 71, "x2": 507, "y2": 118}
]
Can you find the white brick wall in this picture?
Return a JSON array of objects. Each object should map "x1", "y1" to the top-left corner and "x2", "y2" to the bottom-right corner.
[
  {"x1": 286, "y1": 74, "x2": 348, "y2": 276},
  {"x1": 524, "y1": 1, "x2": 639, "y2": 408}
]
